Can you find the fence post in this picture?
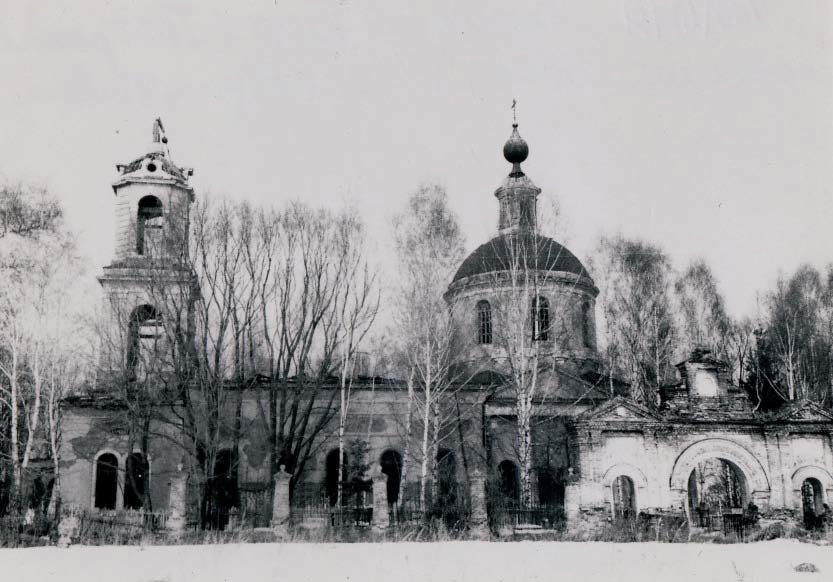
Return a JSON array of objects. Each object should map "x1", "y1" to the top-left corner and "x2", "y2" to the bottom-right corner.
[
  {"x1": 564, "y1": 481, "x2": 581, "y2": 525},
  {"x1": 271, "y1": 465, "x2": 292, "y2": 539},
  {"x1": 166, "y1": 461, "x2": 188, "y2": 538},
  {"x1": 57, "y1": 509, "x2": 80, "y2": 548},
  {"x1": 469, "y1": 467, "x2": 489, "y2": 540},
  {"x1": 372, "y1": 466, "x2": 390, "y2": 532}
]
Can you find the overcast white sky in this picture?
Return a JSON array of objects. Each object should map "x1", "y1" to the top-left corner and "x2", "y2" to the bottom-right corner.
[{"x1": 1, "y1": 0, "x2": 831, "y2": 318}]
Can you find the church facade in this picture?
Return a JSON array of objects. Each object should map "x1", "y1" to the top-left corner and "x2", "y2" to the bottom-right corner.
[{"x1": 57, "y1": 121, "x2": 833, "y2": 537}]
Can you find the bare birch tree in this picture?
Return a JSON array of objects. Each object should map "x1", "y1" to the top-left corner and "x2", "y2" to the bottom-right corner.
[
  {"x1": 765, "y1": 265, "x2": 828, "y2": 403},
  {"x1": 0, "y1": 184, "x2": 88, "y2": 513},
  {"x1": 592, "y1": 235, "x2": 676, "y2": 407},
  {"x1": 673, "y1": 258, "x2": 733, "y2": 362},
  {"x1": 391, "y1": 184, "x2": 467, "y2": 510}
]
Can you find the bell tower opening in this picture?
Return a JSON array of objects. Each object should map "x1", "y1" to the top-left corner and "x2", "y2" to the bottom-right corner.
[
  {"x1": 127, "y1": 304, "x2": 163, "y2": 382},
  {"x1": 137, "y1": 195, "x2": 164, "y2": 258}
]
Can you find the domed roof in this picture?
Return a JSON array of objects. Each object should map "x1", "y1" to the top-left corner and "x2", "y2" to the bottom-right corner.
[
  {"x1": 452, "y1": 233, "x2": 591, "y2": 283},
  {"x1": 503, "y1": 123, "x2": 529, "y2": 166}
]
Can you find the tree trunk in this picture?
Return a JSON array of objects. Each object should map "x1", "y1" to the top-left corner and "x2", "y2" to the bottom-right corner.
[
  {"x1": 398, "y1": 369, "x2": 415, "y2": 511},
  {"x1": 47, "y1": 366, "x2": 62, "y2": 520},
  {"x1": 419, "y1": 347, "x2": 432, "y2": 510},
  {"x1": 10, "y1": 344, "x2": 21, "y2": 507},
  {"x1": 517, "y1": 392, "x2": 533, "y2": 508},
  {"x1": 337, "y1": 352, "x2": 350, "y2": 508}
]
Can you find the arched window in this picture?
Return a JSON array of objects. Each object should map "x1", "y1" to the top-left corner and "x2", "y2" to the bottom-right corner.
[
  {"x1": 124, "y1": 452, "x2": 149, "y2": 510},
  {"x1": 531, "y1": 296, "x2": 549, "y2": 341},
  {"x1": 801, "y1": 478, "x2": 825, "y2": 530},
  {"x1": 497, "y1": 460, "x2": 520, "y2": 501},
  {"x1": 137, "y1": 195, "x2": 164, "y2": 258},
  {"x1": 94, "y1": 453, "x2": 119, "y2": 510},
  {"x1": 477, "y1": 300, "x2": 492, "y2": 345},
  {"x1": 127, "y1": 305, "x2": 163, "y2": 382},
  {"x1": 612, "y1": 475, "x2": 636, "y2": 522},
  {"x1": 581, "y1": 301, "x2": 592, "y2": 348},
  {"x1": 380, "y1": 449, "x2": 403, "y2": 505}
]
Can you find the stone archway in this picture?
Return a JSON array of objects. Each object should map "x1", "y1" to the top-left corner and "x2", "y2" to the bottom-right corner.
[
  {"x1": 669, "y1": 439, "x2": 770, "y2": 516},
  {"x1": 791, "y1": 466, "x2": 833, "y2": 514},
  {"x1": 791, "y1": 466, "x2": 833, "y2": 498},
  {"x1": 602, "y1": 463, "x2": 648, "y2": 518}
]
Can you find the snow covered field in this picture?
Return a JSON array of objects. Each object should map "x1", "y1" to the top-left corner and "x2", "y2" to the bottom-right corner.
[{"x1": 1, "y1": 540, "x2": 830, "y2": 582}]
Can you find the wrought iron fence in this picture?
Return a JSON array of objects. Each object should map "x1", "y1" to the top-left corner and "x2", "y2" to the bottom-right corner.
[
  {"x1": 693, "y1": 506, "x2": 750, "y2": 540},
  {"x1": 290, "y1": 482, "x2": 374, "y2": 527},
  {"x1": 0, "y1": 512, "x2": 52, "y2": 547},
  {"x1": 238, "y1": 485, "x2": 272, "y2": 528},
  {"x1": 389, "y1": 498, "x2": 425, "y2": 526},
  {"x1": 487, "y1": 496, "x2": 565, "y2": 531},
  {"x1": 288, "y1": 481, "x2": 471, "y2": 530}
]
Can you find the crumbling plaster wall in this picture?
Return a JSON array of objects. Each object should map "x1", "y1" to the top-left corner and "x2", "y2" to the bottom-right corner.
[{"x1": 565, "y1": 424, "x2": 833, "y2": 527}]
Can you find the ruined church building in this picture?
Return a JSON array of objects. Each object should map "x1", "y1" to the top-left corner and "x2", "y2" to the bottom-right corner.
[{"x1": 59, "y1": 120, "x2": 833, "y2": 536}]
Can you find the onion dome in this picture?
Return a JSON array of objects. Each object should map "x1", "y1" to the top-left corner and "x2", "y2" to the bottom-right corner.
[{"x1": 503, "y1": 123, "x2": 529, "y2": 175}]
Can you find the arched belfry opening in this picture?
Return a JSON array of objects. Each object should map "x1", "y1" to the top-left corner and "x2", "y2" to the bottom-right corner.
[
  {"x1": 127, "y1": 304, "x2": 163, "y2": 382},
  {"x1": 137, "y1": 195, "x2": 164, "y2": 258}
]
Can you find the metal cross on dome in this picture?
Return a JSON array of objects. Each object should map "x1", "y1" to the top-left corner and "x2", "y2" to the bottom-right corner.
[{"x1": 511, "y1": 99, "x2": 517, "y2": 123}]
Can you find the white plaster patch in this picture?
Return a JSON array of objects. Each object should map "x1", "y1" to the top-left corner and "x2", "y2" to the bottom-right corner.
[
  {"x1": 792, "y1": 435, "x2": 825, "y2": 467},
  {"x1": 603, "y1": 433, "x2": 644, "y2": 463}
]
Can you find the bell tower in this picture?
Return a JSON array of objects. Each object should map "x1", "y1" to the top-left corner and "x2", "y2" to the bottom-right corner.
[
  {"x1": 109, "y1": 119, "x2": 194, "y2": 266},
  {"x1": 98, "y1": 119, "x2": 196, "y2": 383}
]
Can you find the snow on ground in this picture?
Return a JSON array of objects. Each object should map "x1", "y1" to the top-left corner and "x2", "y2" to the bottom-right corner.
[{"x1": 1, "y1": 539, "x2": 830, "y2": 582}]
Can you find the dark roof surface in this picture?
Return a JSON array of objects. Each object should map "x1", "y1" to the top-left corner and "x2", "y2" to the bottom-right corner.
[{"x1": 453, "y1": 234, "x2": 589, "y2": 283}]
